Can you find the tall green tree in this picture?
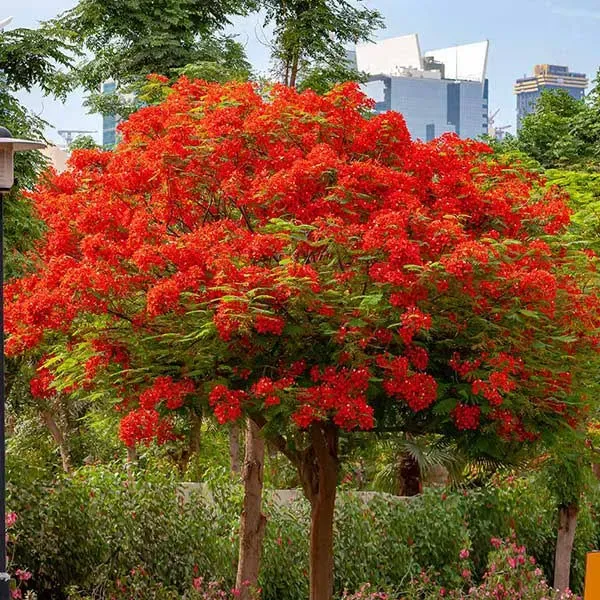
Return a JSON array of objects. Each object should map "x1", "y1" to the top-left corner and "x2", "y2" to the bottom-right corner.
[
  {"x1": 51, "y1": 0, "x2": 254, "y2": 122},
  {"x1": 0, "y1": 22, "x2": 76, "y2": 277},
  {"x1": 509, "y1": 71, "x2": 600, "y2": 170},
  {"x1": 0, "y1": 24, "x2": 76, "y2": 98},
  {"x1": 516, "y1": 89, "x2": 586, "y2": 169},
  {"x1": 571, "y1": 69, "x2": 600, "y2": 165},
  {"x1": 54, "y1": 0, "x2": 254, "y2": 88},
  {"x1": 262, "y1": 0, "x2": 383, "y2": 89}
]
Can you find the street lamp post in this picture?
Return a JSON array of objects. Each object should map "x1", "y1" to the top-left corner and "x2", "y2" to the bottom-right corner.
[{"x1": 0, "y1": 126, "x2": 45, "y2": 599}]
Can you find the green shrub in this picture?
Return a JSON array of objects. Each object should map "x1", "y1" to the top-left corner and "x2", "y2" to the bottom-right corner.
[{"x1": 7, "y1": 461, "x2": 599, "y2": 599}]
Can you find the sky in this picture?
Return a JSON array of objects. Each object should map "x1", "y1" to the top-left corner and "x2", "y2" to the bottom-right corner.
[{"x1": 5, "y1": 0, "x2": 600, "y2": 145}]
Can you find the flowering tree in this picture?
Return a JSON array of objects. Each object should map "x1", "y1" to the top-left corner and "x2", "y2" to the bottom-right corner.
[{"x1": 7, "y1": 78, "x2": 600, "y2": 600}]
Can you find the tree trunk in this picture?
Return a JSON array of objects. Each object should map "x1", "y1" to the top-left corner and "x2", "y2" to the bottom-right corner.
[
  {"x1": 236, "y1": 419, "x2": 266, "y2": 600},
  {"x1": 230, "y1": 422, "x2": 241, "y2": 476},
  {"x1": 298, "y1": 423, "x2": 339, "y2": 600},
  {"x1": 553, "y1": 503, "x2": 579, "y2": 591},
  {"x1": 177, "y1": 409, "x2": 203, "y2": 474},
  {"x1": 41, "y1": 409, "x2": 71, "y2": 473},
  {"x1": 399, "y1": 453, "x2": 422, "y2": 496},
  {"x1": 126, "y1": 445, "x2": 137, "y2": 484},
  {"x1": 289, "y1": 52, "x2": 300, "y2": 89}
]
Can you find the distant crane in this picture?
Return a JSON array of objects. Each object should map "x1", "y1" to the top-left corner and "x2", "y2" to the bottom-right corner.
[
  {"x1": 488, "y1": 109, "x2": 512, "y2": 140},
  {"x1": 57, "y1": 130, "x2": 98, "y2": 147}
]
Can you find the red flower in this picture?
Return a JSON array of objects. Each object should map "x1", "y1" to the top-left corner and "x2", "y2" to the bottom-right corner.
[{"x1": 452, "y1": 404, "x2": 481, "y2": 430}]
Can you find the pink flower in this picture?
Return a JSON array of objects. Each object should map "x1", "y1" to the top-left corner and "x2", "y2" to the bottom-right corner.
[
  {"x1": 5, "y1": 512, "x2": 17, "y2": 528},
  {"x1": 10, "y1": 590, "x2": 22, "y2": 599},
  {"x1": 459, "y1": 548, "x2": 470, "y2": 560},
  {"x1": 192, "y1": 577, "x2": 203, "y2": 591},
  {"x1": 15, "y1": 569, "x2": 32, "y2": 581},
  {"x1": 461, "y1": 569, "x2": 471, "y2": 579},
  {"x1": 490, "y1": 537, "x2": 502, "y2": 548}
]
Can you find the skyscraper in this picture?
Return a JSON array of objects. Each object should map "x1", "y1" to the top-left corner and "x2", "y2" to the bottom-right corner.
[
  {"x1": 101, "y1": 80, "x2": 118, "y2": 148},
  {"x1": 514, "y1": 65, "x2": 588, "y2": 130},
  {"x1": 353, "y1": 34, "x2": 489, "y2": 141}
]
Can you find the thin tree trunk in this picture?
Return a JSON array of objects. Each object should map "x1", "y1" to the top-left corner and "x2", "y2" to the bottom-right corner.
[
  {"x1": 230, "y1": 422, "x2": 241, "y2": 476},
  {"x1": 289, "y1": 52, "x2": 300, "y2": 89},
  {"x1": 236, "y1": 419, "x2": 266, "y2": 600},
  {"x1": 41, "y1": 409, "x2": 71, "y2": 473},
  {"x1": 177, "y1": 409, "x2": 203, "y2": 474},
  {"x1": 399, "y1": 453, "x2": 421, "y2": 496},
  {"x1": 126, "y1": 444, "x2": 137, "y2": 484},
  {"x1": 298, "y1": 423, "x2": 339, "y2": 600},
  {"x1": 553, "y1": 503, "x2": 579, "y2": 591}
]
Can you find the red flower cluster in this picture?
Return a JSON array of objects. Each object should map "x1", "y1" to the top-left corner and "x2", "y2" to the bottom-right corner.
[
  {"x1": 379, "y1": 355, "x2": 438, "y2": 411},
  {"x1": 30, "y1": 365, "x2": 55, "y2": 399},
  {"x1": 208, "y1": 385, "x2": 247, "y2": 424},
  {"x1": 451, "y1": 404, "x2": 481, "y2": 430},
  {"x1": 293, "y1": 367, "x2": 373, "y2": 430},
  {"x1": 250, "y1": 376, "x2": 294, "y2": 408},
  {"x1": 119, "y1": 408, "x2": 175, "y2": 447},
  {"x1": 139, "y1": 376, "x2": 195, "y2": 410}
]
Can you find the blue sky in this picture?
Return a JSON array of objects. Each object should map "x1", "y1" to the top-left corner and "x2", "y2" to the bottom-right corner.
[{"x1": 5, "y1": 0, "x2": 600, "y2": 145}]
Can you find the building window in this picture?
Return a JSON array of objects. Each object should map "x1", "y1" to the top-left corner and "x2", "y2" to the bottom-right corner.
[
  {"x1": 447, "y1": 83, "x2": 460, "y2": 136},
  {"x1": 425, "y1": 124, "x2": 435, "y2": 142}
]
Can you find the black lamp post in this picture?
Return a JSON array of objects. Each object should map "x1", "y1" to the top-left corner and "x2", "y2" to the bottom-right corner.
[{"x1": 0, "y1": 126, "x2": 45, "y2": 599}]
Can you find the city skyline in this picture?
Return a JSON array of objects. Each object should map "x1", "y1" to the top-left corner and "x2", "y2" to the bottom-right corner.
[
  {"x1": 353, "y1": 34, "x2": 489, "y2": 141},
  {"x1": 6, "y1": 0, "x2": 600, "y2": 145}
]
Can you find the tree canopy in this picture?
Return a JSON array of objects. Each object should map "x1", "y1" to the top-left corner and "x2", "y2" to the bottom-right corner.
[
  {"x1": 508, "y1": 71, "x2": 600, "y2": 170},
  {"x1": 53, "y1": 0, "x2": 254, "y2": 90},
  {"x1": 9, "y1": 76, "x2": 599, "y2": 458},
  {"x1": 261, "y1": 0, "x2": 383, "y2": 88}
]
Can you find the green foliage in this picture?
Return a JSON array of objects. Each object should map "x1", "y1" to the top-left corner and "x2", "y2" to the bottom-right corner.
[
  {"x1": 8, "y1": 465, "x2": 241, "y2": 598},
  {"x1": 53, "y1": 0, "x2": 253, "y2": 90},
  {"x1": 69, "y1": 135, "x2": 99, "y2": 151},
  {"x1": 0, "y1": 25, "x2": 76, "y2": 97},
  {"x1": 571, "y1": 69, "x2": 600, "y2": 164},
  {"x1": 517, "y1": 90, "x2": 586, "y2": 169},
  {"x1": 543, "y1": 438, "x2": 593, "y2": 509},
  {"x1": 262, "y1": 0, "x2": 383, "y2": 87},
  {"x1": 11, "y1": 462, "x2": 597, "y2": 599},
  {"x1": 508, "y1": 73, "x2": 600, "y2": 170},
  {"x1": 0, "y1": 92, "x2": 47, "y2": 279},
  {"x1": 545, "y1": 169, "x2": 600, "y2": 251},
  {"x1": 297, "y1": 63, "x2": 369, "y2": 95}
]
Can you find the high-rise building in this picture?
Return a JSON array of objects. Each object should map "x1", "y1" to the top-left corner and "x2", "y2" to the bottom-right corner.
[
  {"x1": 101, "y1": 80, "x2": 118, "y2": 148},
  {"x1": 514, "y1": 64, "x2": 588, "y2": 130},
  {"x1": 353, "y1": 34, "x2": 489, "y2": 141}
]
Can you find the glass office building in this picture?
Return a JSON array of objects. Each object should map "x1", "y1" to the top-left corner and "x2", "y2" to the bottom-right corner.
[
  {"x1": 514, "y1": 64, "x2": 588, "y2": 130},
  {"x1": 101, "y1": 80, "x2": 118, "y2": 148},
  {"x1": 354, "y1": 35, "x2": 489, "y2": 141}
]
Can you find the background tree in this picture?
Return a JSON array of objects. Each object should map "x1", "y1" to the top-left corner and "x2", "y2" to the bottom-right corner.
[
  {"x1": 262, "y1": 0, "x2": 383, "y2": 88},
  {"x1": 0, "y1": 21, "x2": 76, "y2": 277},
  {"x1": 543, "y1": 438, "x2": 593, "y2": 592},
  {"x1": 50, "y1": 0, "x2": 254, "y2": 122},
  {"x1": 503, "y1": 72, "x2": 600, "y2": 171},
  {"x1": 69, "y1": 134, "x2": 99, "y2": 151},
  {"x1": 0, "y1": 24, "x2": 76, "y2": 98},
  {"x1": 516, "y1": 89, "x2": 586, "y2": 169},
  {"x1": 7, "y1": 79, "x2": 600, "y2": 600}
]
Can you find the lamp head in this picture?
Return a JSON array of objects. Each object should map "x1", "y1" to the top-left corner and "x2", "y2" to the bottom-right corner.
[{"x1": 0, "y1": 127, "x2": 46, "y2": 193}]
